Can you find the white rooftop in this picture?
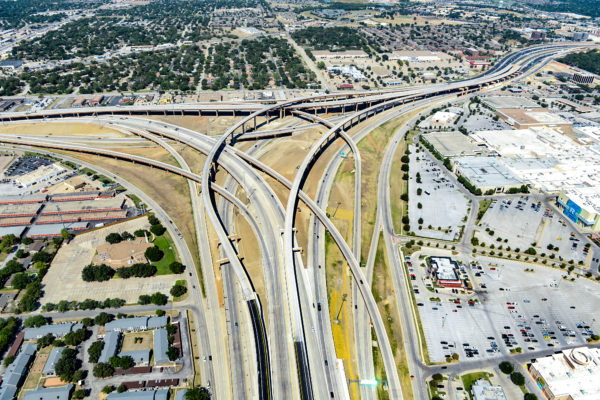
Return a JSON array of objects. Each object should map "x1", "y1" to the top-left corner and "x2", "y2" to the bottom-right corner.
[{"x1": 532, "y1": 347, "x2": 600, "y2": 400}]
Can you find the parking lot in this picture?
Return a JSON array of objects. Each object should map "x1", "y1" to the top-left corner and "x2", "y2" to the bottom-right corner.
[
  {"x1": 3, "y1": 156, "x2": 53, "y2": 177},
  {"x1": 409, "y1": 250, "x2": 600, "y2": 363},
  {"x1": 476, "y1": 197, "x2": 588, "y2": 264},
  {"x1": 409, "y1": 144, "x2": 469, "y2": 240}
]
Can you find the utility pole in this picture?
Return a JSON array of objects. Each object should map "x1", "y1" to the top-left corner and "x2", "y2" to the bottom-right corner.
[{"x1": 334, "y1": 293, "x2": 347, "y2": 323}]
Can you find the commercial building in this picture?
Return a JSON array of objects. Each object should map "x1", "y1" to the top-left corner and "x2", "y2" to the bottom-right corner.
[
  {"x1": 471, "y1": 379, "x2": 508, "y2": 400},
  {"x1": 106, "y1": 389, "x2": 169, "y2": 400},
  {"x1": 15, "y1": 164, "x2": 67, "y2": 188},
  {"x1": 0, "y1": 217, "x2": 32, "y2": 226},
  {"x1": 99, "y1": 331, "x2": 121, "y2": 364},
  {"x1": 24, "y1": 322, "x2": 83, "y2": 340},
  {"x1": 453, "y1": 157, "x2": 523, "y2": 193},
  {"x1": 495, "y1": 108, "x2": 571, "y2": 129},
  {"x1": 428, "y1": 111, "x2": 458, "y2": 128},
  {"x1": 0, "y1": 194, "x2": 46, "y2": 205},
  {"x1": 27, "y1": 222, "x2": 88, "y2": 238},
  {"x1": 529, "y1": 347, "x2": 600, "y2": 399},
  {"x1": 41, "y1": 197, "x2": 124, "y2": 215},
  {"x1": 37, "y1": 210, "x2": 127, "y2": 224},
  {"x1": 94, "y1": 237, "x2": 152, "y2": 267},
  {"x1": 42, "y1": 347, "x2": 66, "y2": 376},
  {"x1": 23, "y1": 384, "x2": 73, "y2": 400},
  {"x1": 557, "y1": 189, "x2": 600, "y2": 231},
  {"x1": 50, "y1": 190, "x2": 111, "y2": 202},
  {"x1": 327, "y1": 66, "x2": 366, "y2": 81},
  {"x1": 0, "y1": 203, "x2": 42, "y2": 218},
  {"x1": 422, "y1": 131, "x2": 483, "y2": 158},
  {"x1": 0, "y1": 226, "x2": 26, "y2": 239},
  {"x1": 153, "y1": 328, "x2": 170, "y2": 366},
  {"x1": 482, "y1": 96, "x2": 540, "y2": 110},
  {"x1": 429, "y1": 256, "x2": 462, "y2": 288}
]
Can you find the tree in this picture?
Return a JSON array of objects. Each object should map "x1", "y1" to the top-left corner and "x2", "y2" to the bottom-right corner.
[
  {"x1": 22, "y1": 237, "x2": 33, "y2": 245},
  {"x1": 185, "y1": 387, "x2": 211, "y2": 400},
  {"x1": 88, "y1": 341, "x2": 104, "y2": 363},
  {"x1": 510, "y1": 372, "x2": 525, "y2": 386},
  {"x1": 82, "y1": 317, "x2": 94, "y2": 327},
  {"x1": 3, "y1": 355, "x2": 15, "y2": 367},
  {"x1": 0, "y1": 234, "x2": 16, "y2": 252},
  {"x1": 524, "y1": 394, "x2": 538, "y2": 400},
  {"x1": 145, "y1": 246, "x2": 164, "y2": 262},
  {"x1": 138, "y1": 295, "x2": 151, "y2": 305},
  {"x1": 170, "y1": 284, "x2": 187, "y2": 297},
  {"x1": 499, "y1": 361, "x2": 514, "y2": 374},
  {"x1": 102, "y1": 386, "x2": 115, "y2": 394},
  {"x1": 151, "y1": 292, "x2": 168, "y2": 306},
  {"x1": 150, "y1": 224, "x2": 166, "y2": 236},
  {"x1": 37, "y1": 333, "x2": 54, "y2": 349},
  {"x1": 12, "y1": 272, "x2": 31, "y2": 290},
  {"x1": 117, "y1": 385, "x2": 127, "y2": 393},
  {"x1": 72, "y1": 369, "x2": 85, "y2": 383},
  {"x1": 61, "y1": 229, "x2": 72, "y2": 241},
  {"x1": 119, "y1": 355, "x2": 134, "y2": 370},
  {"x1": 72, "y1": 390, "x2": 86, "y2": 399},
  {"x1": 105, "y1": 233, "x2": 123, "y2": 244},
  {"x1": 24, "y1": 315, "x2": 48, "y2": 328},
  {"x1": 55, "y1": 348, "x2": 78, "y2": 382},
  {"x1": 169, "y1": 262, "x2": 185, "y2": 274},
  {"x1": 167, "y1": 346, "x2": 179, "y2": 361},
  {"x1": 15, "y1": 249, "x2": 29, "y2": 258},
  {"x1": 148, "y1": 215, "x2": 160, "y2": 226},
  {"x1": 94, "y1": 312, "x2": 114, "y2": 326},
  {"x1": 64, "y1": 328, "x2": 87, "y2": 346},
  {"x1": 31, "y1": 251, "x2": 52, "y2": 263},
  {"x1": 82, "y1": 264, "x2": 114, "y2": 282},
  {"x1": 93, "y1": 363, "x2": 114, "y2": 378}
]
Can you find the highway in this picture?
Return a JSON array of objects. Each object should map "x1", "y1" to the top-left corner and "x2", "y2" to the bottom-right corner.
[{"x1": 0, "y1": 41, "x2": 592, "y2": 400}]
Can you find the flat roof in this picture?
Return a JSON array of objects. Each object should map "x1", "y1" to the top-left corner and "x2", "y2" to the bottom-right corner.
[
  {"x1": 42, "y1": 197, "x2": 124, "y2": 214},
  {"x1": 15, "y1": 164, "x2": 66, "y2": 186},
  {"x1": 454, "y1": 157, "x2": 522, "y2": 188},
  {"x1": 423, "y1": 131, "x2": 482, "y2": 157},
  {"x1": 430, "y1": 257, "x2": 459, "y2": 281},
  {"x1": 0, "y1": 226, "x2": 26, "y2": 238},
  {"x1": 27, "y1": 222, "x2": 88, "y2": 237},
  {"x1": 482, "y1": 96, "x2": 540, "y2": 109},
  {"x1": 531, "y1": 347, "x2": 600, "y2": 400},
  {"x1": 0, "y1": 203, "x2": 42, "y2": 217}
]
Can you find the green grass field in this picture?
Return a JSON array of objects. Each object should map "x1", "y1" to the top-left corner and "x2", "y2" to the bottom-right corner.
[{"x1": 152, "y1": 233, "x2": 178, "y2": 275}]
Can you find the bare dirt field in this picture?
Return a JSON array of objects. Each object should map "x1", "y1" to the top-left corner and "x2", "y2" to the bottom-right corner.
[
  {"x1": 0, "y1": 122, "x2": 124, "y2": 137},
  {"x1": 41, "y1": 218, "x2": 179, "y2": 305},
  {"x1": 147, "y1": 115, "x2": 243, "y2": 135}
]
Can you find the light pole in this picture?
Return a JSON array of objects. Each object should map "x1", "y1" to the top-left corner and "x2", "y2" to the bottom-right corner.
[{"x1": 334, "y1": 293, "x2": 347, "y2": 324}]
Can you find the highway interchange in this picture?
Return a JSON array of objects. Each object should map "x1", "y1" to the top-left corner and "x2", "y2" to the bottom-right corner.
[{"x1": 0, "y1": 42, "x2": 594, "y2": 400}]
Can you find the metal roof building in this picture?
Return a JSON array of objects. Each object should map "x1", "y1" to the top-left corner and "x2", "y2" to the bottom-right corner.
[
  {"x1": 23, "y1": 384, "x2": 74, "y2": 400},
  {"x1": 118, "y1": 350, "x2": 152, "y2": 366},
  {"x1": 24, "y1": 323, "x2": 83, "y2": 340},
  {"x1": 99, "y1": 331, "x2": 121, "y2": 364},
  {"x1": 153, "y1": 329, "x2": 170, "y2": 366},
  {"x1": 0, "y1": 226, "x2": 26, "y2": 239},
  {"x1": 27, "y1": 222, "x2": 88, "y2": 238},
  {"x1": 105, "y1": 316, "x2": 167, "y2": 332},
  {"x1": 0, "y1": 342, "x2": 37, "y2": 398},
  {"x1": 42, "y1": 347, "x2": 65, "y2": 375},
  {"x1": 107, "y1": 389, "x2": 169, "y2": 400},
  {"x1": 174, "y1": 389, "x2": 187, "y2": 400}
]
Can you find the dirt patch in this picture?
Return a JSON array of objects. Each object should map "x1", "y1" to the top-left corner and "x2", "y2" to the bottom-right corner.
[
  {"x1": 121, "y1": 331, "x2": 153, "y2": 352},
  {"x1": 146, "y1": 115, "x2": 243, "y2": 135},
  {"x1": 0, "y1": 122, "x2": 124, "y2": 137},
  {"x1": 234, "y1": 210, "x2": 269, "y2": 330}
]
